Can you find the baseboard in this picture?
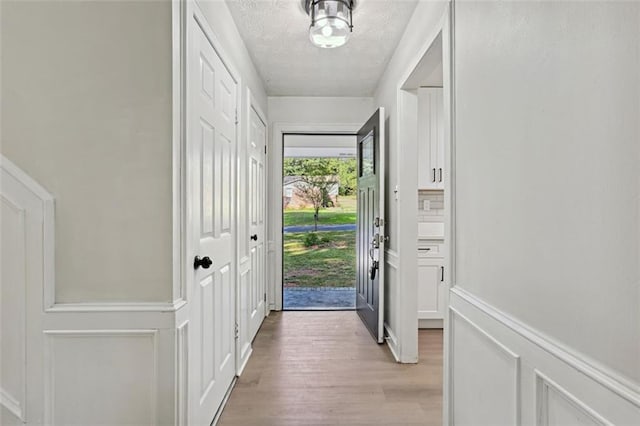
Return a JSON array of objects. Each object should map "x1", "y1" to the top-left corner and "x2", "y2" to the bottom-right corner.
[
  {"x1": 211, "y1": 377, "x2": 237, "y2": 426},
  {"x1": 236, "y1": 347, "x2": 253, "y2": 377},
  {"x1": 384, "y1": 323, "x2": 401, "y2": 362},
  {"x1": 418, "y1": 318, "x2": 443, "y2": 329}
]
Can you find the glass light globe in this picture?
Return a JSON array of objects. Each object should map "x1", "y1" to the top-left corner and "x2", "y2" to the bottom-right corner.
[{"x1": 308, "y1": 0, "x2": 352, "y2": 48}]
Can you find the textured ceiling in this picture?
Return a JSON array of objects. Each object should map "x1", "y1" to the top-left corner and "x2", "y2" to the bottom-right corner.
[{"x1": 225, "y1": 0, "x2": 418, "y2": 96}]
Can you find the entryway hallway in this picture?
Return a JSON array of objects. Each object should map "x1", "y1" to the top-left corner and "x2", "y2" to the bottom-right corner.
[{"x1": 218, "y1": 312, "x2": 443, "y2": 425}]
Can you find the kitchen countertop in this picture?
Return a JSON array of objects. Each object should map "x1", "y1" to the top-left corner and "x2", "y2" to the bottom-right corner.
[{"x1": 418, "y1": 222, "x2": 444, "y2": 240}]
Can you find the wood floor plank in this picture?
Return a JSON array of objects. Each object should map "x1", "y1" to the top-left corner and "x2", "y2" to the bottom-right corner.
[{"x1": 218, "y1": 312, "x2": 443, "y2": 426}]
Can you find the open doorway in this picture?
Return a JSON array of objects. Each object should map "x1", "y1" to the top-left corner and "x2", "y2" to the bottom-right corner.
[
  {"x1": 282, "y1": 134, "x2": 358, "y2": 310},
  {"x1": 395, "y1": 16, "x2": 450, "y2": 373}
]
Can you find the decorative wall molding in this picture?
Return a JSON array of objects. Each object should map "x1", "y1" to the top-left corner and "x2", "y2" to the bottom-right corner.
[
  {"x1": 0, "y1": 388, "x2": 23, "y2": 421},
  {"x1": 176, "y1": 321, "x2": 189, "y2": 426},
  {"x1": 383, "y1": 249, "x2": 401, "y2": 362},
  {"x1": 1, "y1": 156, "x2": 56, "y2": 315},
  {"x1": 43, "y1": 329, "x2": 159, "y2": 426},
  {"x1": 45, "y1": 299, "x2": 187, "y2": 313},
  {"x1": 449, "y1": 306, "x2": 521, "y2": 426},
  {"x1": 451, "y1": 286, "x2": 640, "y2": 408},
  {"x1": 535, "y1": 369, "x2": 611, "y2": 426}
]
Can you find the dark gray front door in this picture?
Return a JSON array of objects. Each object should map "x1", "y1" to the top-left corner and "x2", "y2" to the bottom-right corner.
[{"x1": 356, "y1": 108, "x2": 386, "y2": 343}]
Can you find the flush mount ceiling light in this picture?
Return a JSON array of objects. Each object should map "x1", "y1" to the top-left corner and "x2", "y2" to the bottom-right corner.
[{"x1": 302, "y1": 0, "x2": 355, "y2": 49}]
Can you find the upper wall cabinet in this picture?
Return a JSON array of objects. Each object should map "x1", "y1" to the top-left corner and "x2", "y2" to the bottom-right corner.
[{"x1": 417, "y1": 88, "x2": 444, "y2": 190}]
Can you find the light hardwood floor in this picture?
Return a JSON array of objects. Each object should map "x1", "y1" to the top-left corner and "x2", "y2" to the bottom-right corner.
[{"x1": 218, "y1": 311, "x2": 443, "y2": 426}]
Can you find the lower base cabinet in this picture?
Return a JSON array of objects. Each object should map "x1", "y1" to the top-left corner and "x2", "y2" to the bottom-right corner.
[{"x1": 417, "y1": 257, "x2": 445, "y2": 322}]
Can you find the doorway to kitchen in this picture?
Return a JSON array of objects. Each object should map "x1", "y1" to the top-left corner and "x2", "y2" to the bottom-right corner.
[{"x1": 282, "y1": 133, "x2": 357, "y2": 310}]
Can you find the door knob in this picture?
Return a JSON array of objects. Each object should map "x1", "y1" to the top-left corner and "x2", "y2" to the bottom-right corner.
[
  {"x1": 193, "y1": 255, "x2": 213, "y2": 270},
  {"x1": 250, "y1": 234, "x2": 258, "y2": 241}
]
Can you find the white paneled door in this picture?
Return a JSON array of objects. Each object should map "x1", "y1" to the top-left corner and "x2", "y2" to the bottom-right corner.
[
  {"x1": 247, "y1": 105, "x2": 267, "y2": 339},
  {"x1": 187, "y1": 15, "x2": 237, "y2": 425}
]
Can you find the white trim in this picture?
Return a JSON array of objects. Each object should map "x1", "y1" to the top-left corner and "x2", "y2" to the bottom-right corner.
[
  {"x1": 176, "y1": 320, "x2": 189, "y2": 426},
  {"x1": 535, "y1": 369, "x2": 612, "y2": 426},
  {"x1": 0, "y1": 388, "x2": 23, "y2": 421},
  {"x1": 211, "y1": 377, "x2": 237, "y2": 426},
  {"x1": 384, "y1": 324, "x2": 400, "y2": 363},
  {"x1": 235, "y1": 347, "x2": 253, "y2": 377},
  {"x1": 172, "y1": 0, "x2": 187, "y2": 306},
  {"x1": 45, "y1": 300, "x2": 187, "y2": 313},
  {"x1": 394, "y1": 4, "x2": 453, "y2": 368},
  {"x1": 395, "y1": 89, "x2": 419, "y2": 363},
  {"x1": 269, "y1": 122, "x2": 362, "y2": 311},
  {"x1": 449, "y1": 306, "x2": 521, "y2": 426},
  {"x1": 442, "y1": 2, "x2": 455, "y2": 424},
  {"x1": 1, "y1": 155, "x2": 57, "y2": 313},
  {"x1": 0, "y1": 155, "x2": 55, "y2": 202},
  {"x1": 451, "y1": 287, "x2": 640, "y2": 408},
  {"x1": 382, "y1": 248, "x2": 402, "y2": 361},
  {"x1": 246, "y1": 88, "x2": 267, "y2": 317}
]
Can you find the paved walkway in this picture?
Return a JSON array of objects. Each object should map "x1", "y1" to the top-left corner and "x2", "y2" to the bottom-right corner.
[
  {"x1": 283, "y1": 224, "x2": 356, "y2": 233},
  {"x1": 284, "y1": 287, "x2": 355, "y2": 309}
]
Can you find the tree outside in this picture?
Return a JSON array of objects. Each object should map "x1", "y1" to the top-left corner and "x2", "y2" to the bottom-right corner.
[{"x1": 283, "y1": 157, "x2": 357, "y2": 290}]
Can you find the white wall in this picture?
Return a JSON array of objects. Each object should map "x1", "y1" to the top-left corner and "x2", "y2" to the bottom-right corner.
[
  {"x1": 447, "y1": 2, "x2": 640, "y2": 424},
  {"x1": 268, "y1": 96, "x2": 373, "y2": 124},
  {"x1": 454, "y1": 0, "x2": 640, "y2": 386},
  {"x1": 372, "y1": 0, "x2": 449, "y2": 360},
  {"x1": 0, "y1": 0, "x2": 174, "y2": 303},
  {"x1": 374, "y1": 1, "x2": 448, "y2": 253}
]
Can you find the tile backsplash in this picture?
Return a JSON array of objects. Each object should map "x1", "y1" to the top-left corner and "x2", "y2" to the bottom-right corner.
[{"x1": 418, "y1": 190, "x2": 444, "y2": 222}]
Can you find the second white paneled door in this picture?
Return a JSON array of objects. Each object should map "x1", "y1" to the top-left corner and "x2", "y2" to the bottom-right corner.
[
  {"x1": 247, "y1": 104, "x2": 267, "y2": 339},
  {"x1": 187, "y1": 14, "x2": 237, "y2": 425}
]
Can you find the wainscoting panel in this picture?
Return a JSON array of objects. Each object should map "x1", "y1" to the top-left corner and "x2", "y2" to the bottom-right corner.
[
  {"x1": 450, "y1": 308, "x2": 520, "y2": 425},
  {"x1": 44, "y1": 330, "x2": 158, "y2": 426},
  {"x1": 536, "y1": 371, "x2": 609, "y2": 426},
  {"x1": 383, "y1": 249, "x2": 400, "y2": 360},
  {"x1": 449, "y1": 288, "x2": 640, "y2": 425},
  {"x1": 1, "y1": 196, "x2": 27, "y2": 422},
  {"x1": 1, "y1": 156, "x2": 53, "y2": 424}
]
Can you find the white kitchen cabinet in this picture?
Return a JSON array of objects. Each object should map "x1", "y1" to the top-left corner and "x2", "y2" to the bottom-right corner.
[
  {"x1": 417, "y1": 87, "x2": 445, "y2": 190},
  {"x1": 417, "y1": 257, "x2": 445, "y2": 321}
]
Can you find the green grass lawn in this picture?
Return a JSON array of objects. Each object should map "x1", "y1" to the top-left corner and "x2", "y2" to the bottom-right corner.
[
  {"x1": 284, "y1": 195, "x2": 356, "y2": 227},
  {"x1": 283, "y1": 231, "x2": 355, "y2": 288}
]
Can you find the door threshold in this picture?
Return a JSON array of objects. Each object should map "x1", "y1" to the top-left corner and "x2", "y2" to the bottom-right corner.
[{"x1": 283, "y1": 307, "x2": 356, "y2": 312}]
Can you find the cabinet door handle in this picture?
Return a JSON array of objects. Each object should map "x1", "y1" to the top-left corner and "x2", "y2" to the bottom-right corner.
[
  {"x1": 438, "y1": 168, "x2": 443, "y2": 182},
  {"x1": 440, "y1": 266, "x2": 444, "y2": 282},
  {"x1": 432, "y1": 168, "x2": 436, "y2": 182}
]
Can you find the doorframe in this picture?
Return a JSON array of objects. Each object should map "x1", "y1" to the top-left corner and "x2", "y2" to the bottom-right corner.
[
  {"x1": 395, "y1": 3, "x2": 454, "y2": 424},
  {"x1": 268, "y1": 122, "x2": 362, "y2": 311}
]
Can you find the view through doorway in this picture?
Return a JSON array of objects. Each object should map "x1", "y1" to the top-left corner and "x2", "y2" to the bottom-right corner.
[{"x1": 282, "y1": 134, "x2": 357, "y2": 310}]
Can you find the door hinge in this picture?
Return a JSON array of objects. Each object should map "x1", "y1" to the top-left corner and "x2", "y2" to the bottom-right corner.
[
  {"x1": 235, "y1": 110, "x2": 239, "y2": 125},
  {"x1": 264, "y1": 293, "x2": 267, "y2": 303},
  {"x1": 234, "y1": 322, "x2": 239, "y2": 339},
  {"x1": 264, "y1": 145, "x2": 267, "y2": 155}
]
